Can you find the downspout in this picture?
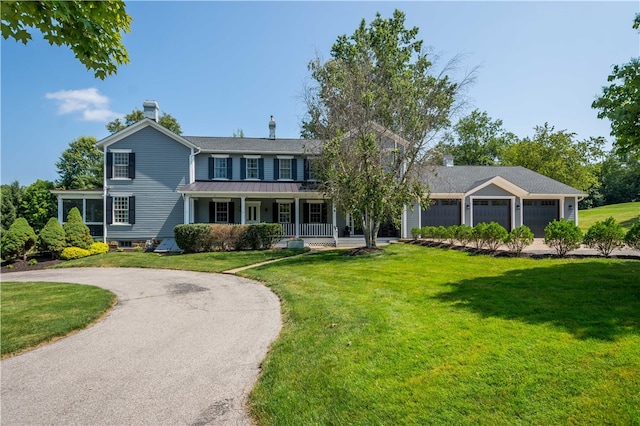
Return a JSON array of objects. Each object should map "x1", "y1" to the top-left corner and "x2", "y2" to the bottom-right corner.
[
  {"x1": 189, "y1": 147, "x2": 201, "y2": 184},
  {"x1": 102, "y1": 148, "x2": 108, "y2": 243}
]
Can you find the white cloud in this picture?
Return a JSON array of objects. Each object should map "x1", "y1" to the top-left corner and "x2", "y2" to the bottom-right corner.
[{"x1": 45, "y1": 88, "x2": 122, "y2": 122}]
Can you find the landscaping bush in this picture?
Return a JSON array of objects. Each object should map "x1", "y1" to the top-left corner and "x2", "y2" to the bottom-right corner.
[
  {"x1": 60, "y1": 246, "x2": 91, "y2": 260},
  {"x1": 1, "y1": 217, "x2": 37, "y2": 261},
  {"x1": 453, "y1": 224, "x2": 473, "y2": 248},
  {"x1": 544, "y1": 219, "x2": 583, "y2": 257},
  {"x1": 470, "y1": 222, "x2": 488, "y2": 250},
  {"x1": 504, "y1": 225, "x2": 534, "y2": 256},
  {"x1": 63, "y1": 207, "x2": 93, "y2": 250},
  {"x1": 38, "y1": 217, "x2": 66, "y2": 258},
  {"x1": 434, "y1": 226, "x2": 448, "y2": 243},
  {"x1": 420, "y1": 226, "x2": 435, "y2": 239},
  {"x1": 242, "y1": 223, "x2": 284, "y2": 250},
  {"x1": 583, "y1": 217, "x2": 625, "y2": 257},
  {"x1": 625, "y1": 221, "x2": 640, "y2": 250},
  {"x1": 210, "y1": 224, "x2": 247, "y2": 251},
  {"x1": 89, "y1": 242, "x2": 110, "y2": 255},
  {"x1": 410, "y1": 227, "x2": 422, "y2": 239},
  {"x1": 174, "y1": 224, "x2": 214, "y2": 253},
  {"x1": 481, "y1": 222, "x2": 509, "y2": 252}
]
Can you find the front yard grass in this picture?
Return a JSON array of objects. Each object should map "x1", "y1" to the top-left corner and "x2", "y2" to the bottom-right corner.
[
  {"x1": 579, "y1": 201, "x2": 639, "y2": 232},
  {"x1": 1, "y1": 282, "x2": 116, "y2": 358},
  {"x1": 243, "y1": 244, "x2": 640, "y2": 425},
  {"x1": 54, "y1": 248, "x2": 307, "y2": 273}
]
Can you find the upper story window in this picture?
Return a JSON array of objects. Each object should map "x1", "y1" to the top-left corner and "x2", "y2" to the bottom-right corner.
[
  {"x1": 304, "y1": 158, "x2": 318, "y2": 181},
  {"x1": 279, "y1": 158, "x2": 292, "y2": 180},
  {"x1": 247, "y1": 158, "x2": 259, "y2": 179},
  {"x1": 107, "y1": 150, "x2": 135, "y2": 180},
  {"x1": 214, "y1": 158, "x2": 227, "y2": 179}
]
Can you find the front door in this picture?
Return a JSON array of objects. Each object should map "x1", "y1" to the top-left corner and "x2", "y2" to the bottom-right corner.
[{"x1": 246, "y1": 202, "x2": 261, "y2": 224}]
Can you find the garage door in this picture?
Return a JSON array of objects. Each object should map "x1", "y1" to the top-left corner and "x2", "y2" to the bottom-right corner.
[
  {"x1": 523, "y1": 200, "x2": 558, "y2": 237},
  {"x1": 473, "y1": 199, "x2": 510, "y2": 230},
  {"x1": 422, "y1": 199, "x2": 461, "y2": 227}
]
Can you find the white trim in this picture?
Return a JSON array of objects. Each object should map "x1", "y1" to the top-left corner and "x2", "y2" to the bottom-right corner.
[
  {"x1": 109, "y1": 192, "x2": 133, "y2": 197},
  {"x1": 465, "y1": 176, "x2": 528, "y2": 198},
  {"x1": 277, "y1": 155, "x2": 294, "y2": 160},
  {"x1": 306, "y1": 199, "x2": 324, "y2": 204},
  {"x1": 51, "y1": 191, "x2": 103, "y2": 198},
  {"x1": 109, "y1": 148, "x2": 132, "y2": 153},
  {"x1": 212, "y1": 154, "x2": 230, "y2": 158},
  {"x1": 243, "y1": 154, "x2": 261, "y2": 159},
  {"x1": 276, "y1": 199, "x2": 294, "y2": 204},
  {"x1": 212, "y1": 198, "x2": 231, "y2": 203},
  {"x1": 468, "y1": 195, "x2": 516, "y2": 230},
  {"x1": 96, "y1": 119, "x2": 197, "y2": 150}
]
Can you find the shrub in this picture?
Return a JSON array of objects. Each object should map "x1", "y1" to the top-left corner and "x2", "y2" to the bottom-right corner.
[
  {"x1": 242, "y1": 223, "x2": 284, "y2": 250},
  {"x1": 625, "y1": 221, "x2": 640, "y2": 250},
  {"x1": 60, "y1": 246, "x2": 91, "y2": 260},
  {"x1": 504, "y1": 225, "x2": 534, "y2": 256},
  {"x1": 583, "y1": 217, "x2": 625, "y2": 257},
  {"x1": 174, "y1": 224, "x2": 214, "y2": 253},
  {"x1": 445, "y1": 226, "x2": 457, "y2": 246},
  {"x1": 63, "y1": 207, "x2": 93, "y2": 250},
  {"x1": 481, "y1": 222, "x2": 509, "y2": 252},
  {"x1": 28, "y1": 258, "x2": 38, "y2": 266},
  {"x1": 453, "y1": 225, "x2": 473, "y2": 248},
  {"x1": 1, "y1": 218, "x2": 37, "y2": 260},
  {"x1": 410, "y1": 227, "x2": 422, "y2": 239},
  {"x1": 420, "y1": 226, "x2": 435, "y2": 239},
  {"x1": 38, "y1": 217, "x2": 67, "y2": 258},
  {"x1": 210, "y1": 224, "x2": 247, "y2": 251},
  {"x1": 470, "y1": 222, "x2": 488, "y2": 250},
  {"x1": 89, "y1": 242, "x2": 110, "y2": 255},
  {"x1": 433, "y1": 226, "x2": 448, "y2": 243},
  {"x1": 544, "y1": 219, "x2": 582, "y2": 257}
]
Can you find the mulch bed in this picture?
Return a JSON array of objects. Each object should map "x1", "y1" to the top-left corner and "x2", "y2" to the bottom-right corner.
[
  {"x1": 342, "y1": 247, "x2": 384, "y2": 256},
  {"x1": 1, "y1": 255, "x2": 64, "y2": 274}
]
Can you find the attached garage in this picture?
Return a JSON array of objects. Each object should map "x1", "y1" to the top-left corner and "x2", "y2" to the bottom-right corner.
[
  {"x1": 472, "y1": 199, "x2": 510, "y2": 230},
  {"x1": 422, "y1": 199, "x2": 461, "y2": 227},
  {"x1": 523, "y1": 199, "x2": 559, "y2": 237}
]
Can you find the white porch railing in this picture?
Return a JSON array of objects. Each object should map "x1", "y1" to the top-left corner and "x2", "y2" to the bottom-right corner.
[{"x1": 281, "y1": 223, "x2": 334, "y2": 237}]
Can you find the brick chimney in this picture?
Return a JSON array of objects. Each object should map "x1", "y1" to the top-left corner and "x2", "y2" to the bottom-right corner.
[{"x1": 143, "y1": 100, "x2": 159, "y2": 121}]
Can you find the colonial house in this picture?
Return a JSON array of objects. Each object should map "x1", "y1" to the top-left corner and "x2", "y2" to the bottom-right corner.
[{"x1": 53, "y1": 101, "x2": 585, "y2": 248}]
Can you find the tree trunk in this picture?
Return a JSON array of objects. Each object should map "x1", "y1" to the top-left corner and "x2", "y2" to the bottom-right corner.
[{"x1": 361, "y1": 210, "x2": 380, "y2": 249}]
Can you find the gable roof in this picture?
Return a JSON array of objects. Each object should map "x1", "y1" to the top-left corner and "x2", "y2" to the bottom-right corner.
[
  {"x1": 95, "y1": 118, "x2": 197, "y2": 150},
  {"x1": 421, "y1": 166, "x2": 585, "y2": 196},
  {"x1": 183, "y1": 136, "x2": 322, "y2": 155}
]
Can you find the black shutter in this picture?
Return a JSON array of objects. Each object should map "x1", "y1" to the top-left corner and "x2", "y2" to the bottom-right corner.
[
  {"x1": 291, "y1": 159, "x2": 297, "y2": 181},
  {"x1": 106, "y1": 153, "x2": 113, "y2": 179},
  {"x1": 303, "y1": 203, "x2": 309, "y2": 223},
  {"x1": 241, "y1": 158, "x2": 246, "y2": 180},
  {"x1": 209, "y1": 202, "x2": 215, "y2": 223},
  {"x1": 259, "y1": 158, "x2": 264, "y2": 180},
  {"x1": 208, "y1": 157, "x2": 215, "y2": 180},
  {"x1": 322, "y1": 203, "x2": 328, "y2": 223},
  {"x1": 128, "y1": 153, "x2": 136, "y2": 179},
  {"x1": 228, "y1": 202, "x2": 235, "y2": 224},
  {"x1": 273, "y1": 203, "x2": 278, "y2": 223},
  {"x1": 227, "y1": 158, "x2": 233, "y2": 179},
  {"x1": 106, "y1": 196, "x2": 113, "y2": 224},
  {"x1": 128, "y1": 196, "x2": 136, "y2": 224},
  {"x1": 291, "y1": 202, "x2": 296, "y2": 224},
  {"x1": 274, "y1": 158, "x2": 279, "y2": 180},
  {"x1": 303, "y1": 159, "x2": 309, "y2": 181}
]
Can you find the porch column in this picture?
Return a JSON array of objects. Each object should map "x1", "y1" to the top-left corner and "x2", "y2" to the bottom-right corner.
[
  {"x1": 241, "y1": 196, "x2": 246, "y2": 225},
  {"x1": 402, "y1": 205, "x2": 408, "y2": 239},
  {"x1": 57, "y1": 196, "x2": 63, "y2": 223},
  {"x1": 189, "y1": 198, "x2": 195, "y2": 223},
  {"x1": 183, "y1": 195, "x2": 190, "y2": 224},
  {"x1": 332, "y1": 201, "x2": 338, "y2": 246},
  {"x1": 294, "y1": 198, "x2": 300, "y2": 238}
]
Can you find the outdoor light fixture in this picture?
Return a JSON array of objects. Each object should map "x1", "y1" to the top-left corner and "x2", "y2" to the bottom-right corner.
[
  {"x1": 466, "y1": 204, "x2": 470, "y2": 210},
  {"x1": 516, "y1": 204, "x2": 520, "y2": 210},
  {"x1": 568, "y1": 205, "x2": 573, "y2": 210}
]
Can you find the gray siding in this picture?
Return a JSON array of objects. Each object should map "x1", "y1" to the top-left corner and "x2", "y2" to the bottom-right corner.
[
  {"x1": 564, "y1": 197, "x2": 577, "y2": 222},
  {"x1": 194, "y1": 153, "x2": 305, "y2": 181},
  {"x1": 107, "y1": 126, "x2": 190, "y2": 240},
  {"x1": 406, "y1": 203, "x2": 421, "y2": 233},
  {"x1": 470, "y1": 184, "x2": 514, "y2": 197}
]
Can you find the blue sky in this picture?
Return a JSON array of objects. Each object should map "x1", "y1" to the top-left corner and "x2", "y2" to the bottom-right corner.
[{"x1": 2, "y1": 1, "x2": 638, "y2": 186}]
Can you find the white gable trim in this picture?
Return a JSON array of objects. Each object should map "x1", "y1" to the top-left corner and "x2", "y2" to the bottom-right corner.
[
  {"x1": 96, "y1": 118, "x2": 197, "y2": 150},
  {"x1": 465, "y1": 176, "x2": 528, "y2": 198}
]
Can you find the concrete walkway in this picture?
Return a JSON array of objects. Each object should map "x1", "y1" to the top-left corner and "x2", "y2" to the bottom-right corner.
[{"x1": 1, "y1": 268, "x2": 281, "y2": 425}]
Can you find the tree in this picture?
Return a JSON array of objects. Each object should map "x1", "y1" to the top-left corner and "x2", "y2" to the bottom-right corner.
[
  {"x1": 232, "y1": 129, "x2": 245, "y2": 138},
  {"x1": 1, "y1": 186, "x2": 17, "y2": 232},
  {"x1": 302, "y1": 10, "x2": 463, "y2": 248},
  {"x1": 544, "y1": 219, "x2": 583, "y2": 258},
  {"x1": 38, "y1": 217, "x2": 66, "y2": 259},
  {"x1": 21, "y1": 179, "x2": 57, "y2": 233},
  {"x1": 63, "y1": 207, "x2": 93, "y2": 249},
  {"x1": 106, "y1": 109, "x2": 182, "y2": 135},
  {"x1": 502, "y1": 124, "x2": 604, "y2": 192},
  {"x1": 597, "y1": 149, "x2": 640, "y2": 205},
  {"x1": 592, "y1": 15, "x2": 640, "y2": 157},
  {"x1": 1, "y1": 1, "x2": 131, "y2": 79},
  {"x1": 583, "y1": 217, "x2": 625, "y2": 257},
  {"x1": 1, "y1": 217, "x2": 36, "y2": 261},
  {"x1": 439, "y1": 109, "x2": 517, "y2": 165},
  {"x1": 56, "y1": 136, "x2": 103, "y2": 189}
]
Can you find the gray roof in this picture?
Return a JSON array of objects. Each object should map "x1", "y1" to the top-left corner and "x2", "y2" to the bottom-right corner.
[
  {"x1": 183, "y1": 136, "x2": 322, "y2": 155},
  {"x1": 421, "y1": 166, "x2": 585, "y2": 196},
  {"x1": 180, "y1": 181, "x2": 322, "y2": 194}
]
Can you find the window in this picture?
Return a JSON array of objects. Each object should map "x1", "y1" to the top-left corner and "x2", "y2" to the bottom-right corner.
[
  {"x1": 279, "y1": 158, "x2": 292, "y2": 180},
  {"x1": 85, "y1": 199, "x2": 103, "y2": 223},
  {"x1": 247, "y1": 158, "x2": 259, "y2": 179},
  {"x1": 62, "y1": 199, "x2": 83, "y2": 221},
  {"x1": 441, "y1": 199, "x2": 459, "y2": 206},
  {"x1": 279, "y1": 203, "x2": 291, "y2": 223},
  {"x1": 541, "y1": 200, "x2": 556, "y2": 206},
  {"x1": 309, "y1": 203, "x2": 322, "y2": 223},
  {"x1": 113, "y1": 152, "x2": 130, "y2": 178},
  {"x1": 215, "y1": 202, "x2": 228, "y2": 223},
  {"x1": 214, "y1": 158, "x2": 227, "y2": 179},
  {"x1": 492, "y1": 200, "x2": 509, "y2": 206},
  {"x1": 113, "y1": 196, "x2": 129, "y2": 224},
  {"x1": 473, "y1": 200, "x2": 489, "y2": 206}
]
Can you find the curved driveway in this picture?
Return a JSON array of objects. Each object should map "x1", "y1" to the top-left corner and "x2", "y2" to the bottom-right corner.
[{"x1": 1, "y1": 268, "x2": 281, "y2": 425}]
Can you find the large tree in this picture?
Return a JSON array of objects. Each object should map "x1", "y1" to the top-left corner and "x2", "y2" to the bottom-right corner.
[
  {"x1": 502, "y1": 124, "x2": 604, "y2": 193},
  {"x1": 303, "y1": 10, "x2": 462, "y2": 248},
  {"x1": 437, "y1": 109, "x2": 517, "y2": 165},
  {"x1": 592, "y1": 15, "x2": 640, "y2": 157},
  {"x1": 56, "y1": 136, "x2": 103, "y2": 189},
  {"x1": 21, "y1": 179, "x2": 57, "y2": 233},
  {"x1": 1, "y1": 181, "x2": 23, "y2": 231},
  {"x1": 106, "y1": 108, "x2": 182, "y2": 135},
  {"x1": 1, "y1": 1, "x2": 131, "y2": 79}
]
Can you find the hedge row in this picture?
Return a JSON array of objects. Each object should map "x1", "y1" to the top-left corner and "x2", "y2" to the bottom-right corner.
[{"x1": 174, "y1": 223, "x2": 285, "y2": 253}]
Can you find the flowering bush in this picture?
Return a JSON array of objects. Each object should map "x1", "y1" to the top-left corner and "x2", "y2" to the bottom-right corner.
[
  {"x1": 60, "y1": 246, "x2": 91, "y2": 260},
  {"x1": 89, "y1": 242, "x2": 110, "y2": 255}
]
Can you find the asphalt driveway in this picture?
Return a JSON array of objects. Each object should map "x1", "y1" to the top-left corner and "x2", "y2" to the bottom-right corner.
[{"x1": 1, "y1": 268, "x2": 281, "y2": 425}]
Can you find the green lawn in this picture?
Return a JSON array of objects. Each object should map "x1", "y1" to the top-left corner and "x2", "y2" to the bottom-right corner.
[
  {"x1": 54, "y1": 248, "x2": 307, "y2": 272},
  {"x1": 243, "y1": 244, "x2": 640, "y2": 425},
  {"x1": 1, "y1": 282, "x2": 116, "y2": 358},
  {"x1": 579, "y1": 201, "x2": 639, "y2": 232}
]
